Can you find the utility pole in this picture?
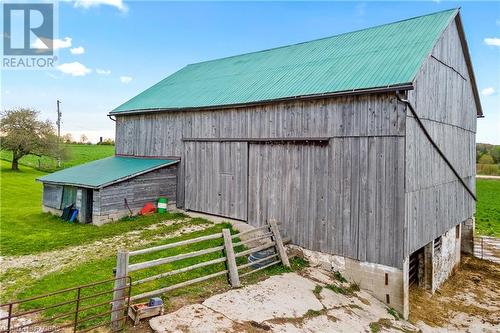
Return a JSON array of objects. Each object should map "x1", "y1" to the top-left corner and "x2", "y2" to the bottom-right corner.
[{"x1": 56, "y1": 100, "x2": 62, "y2": 167}]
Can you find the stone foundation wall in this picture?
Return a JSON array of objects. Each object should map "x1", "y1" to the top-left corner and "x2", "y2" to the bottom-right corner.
[
  {"x1": 431, "y1": 224, "x2": 461, "y2": 292},
  {"x1": 461, "y1": 217, "x2": 475, "y2": 254},
  {"x1": 289, "y1": 245, "x2": 407, "y2": 318}
]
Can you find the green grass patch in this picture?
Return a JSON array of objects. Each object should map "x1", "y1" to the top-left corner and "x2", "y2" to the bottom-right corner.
[
  {"x1": 313, "y1": 285, "x2": 323, "y2": 296},
  {"x1": 369, "y1": 321, "x2": 381, "y2": 333},
  {"x1": 387, "y1": 307, "x2": 404, "y2": 320},
  {"x1": 0, "y1": 160, "x2": 187, "y2": 256},
  {"x1": 324, "y1": 282, "x2": 359, "y2": 296},
  {"x1": 475, "y1": 179, "x2": 500, "y2": 237},
  {"x1": 325, "y1": 284, "x2": 346, "y2": 294},
  {"x1": 1, "y1": 144, "x2": 114, "y2": 172},
  {"x1": 333, "y1": 270, "x2": 347, "y2": 283}
]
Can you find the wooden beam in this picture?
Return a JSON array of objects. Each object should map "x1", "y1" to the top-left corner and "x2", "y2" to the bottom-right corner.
[
  {"x1": 128, "y1": 246, "x2": 224, "y2": 272},
  {"x1": 129, "y1": 233, "x2": 222, "y2": 256},
  {"x1": 222, "y1": 229, "x2": 240, "y2": 288},
  {"x1": 269, "y1": 219, "x2": 291, "y2": 268},
  {"x1": 111, "y1": 250, "x2": 129, "y2": 332}
]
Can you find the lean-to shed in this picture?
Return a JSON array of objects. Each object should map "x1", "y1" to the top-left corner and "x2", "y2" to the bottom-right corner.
[
  {"x1": 38, "y1": 157, "x2": 178, "y2": 224},
  {"x1": 40, "y1": 8, "x2": 482, "y2": 316}
]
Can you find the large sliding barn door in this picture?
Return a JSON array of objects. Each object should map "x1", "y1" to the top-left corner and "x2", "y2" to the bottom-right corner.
[
  {"x1": 185, "y1": 141, "x2": 248, "y2": 220},
  {"x1": 247, "y1": 143, "x2": 329, "y2": 252}
]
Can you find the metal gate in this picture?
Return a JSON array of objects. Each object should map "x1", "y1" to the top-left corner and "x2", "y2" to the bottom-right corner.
[
  {"x1": 0, "y1": 276, "x2": 131, "y2": 333},
  {"x1": 184, "y1": 141, "x2": 248, "y2": 220}
]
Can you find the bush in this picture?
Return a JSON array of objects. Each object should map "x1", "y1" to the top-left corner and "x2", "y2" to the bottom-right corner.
[
  {"x1": 478, "y1": 153, "x2": 495, "y2": 164},
  {"x1": 477, "y1": 164, "x2": 500, "y2": 176}
]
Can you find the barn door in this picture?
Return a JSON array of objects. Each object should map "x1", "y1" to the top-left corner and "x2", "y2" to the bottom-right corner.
[
  {"x1": 185, "y1": 141, "x2": 248, "y2": 220},
  {"x1": 247, "y1": 143, "x2": 330, "y2": 251}
]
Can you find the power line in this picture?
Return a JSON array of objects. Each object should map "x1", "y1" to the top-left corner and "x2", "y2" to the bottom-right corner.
[{"x1": 56, "y1": 100, "x2": 62, "y2": 167}]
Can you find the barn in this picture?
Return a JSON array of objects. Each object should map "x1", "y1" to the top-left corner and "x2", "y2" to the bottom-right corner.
[{"x1": 39, "y1": 9, "x2": 481, "y2": 316}]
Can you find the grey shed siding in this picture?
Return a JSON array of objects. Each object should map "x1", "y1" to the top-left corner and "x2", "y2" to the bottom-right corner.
[
  {"x1": 93, "y1": 165, "x2": 177, "y2": 220},
  {"x1": 405, "y1": 18, "x2": 476, "y2": 256},
  {"x1": 115, "y1": 93, "x2": 407, "y2": 268}
]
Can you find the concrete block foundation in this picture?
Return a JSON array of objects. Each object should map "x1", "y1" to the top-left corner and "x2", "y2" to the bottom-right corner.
[
  {"x1": 461, "y1": 217, "x2": 475, "y2": 255},
  {"x1": 288, "y1": 245, "x2": 407, "y2": 318}
]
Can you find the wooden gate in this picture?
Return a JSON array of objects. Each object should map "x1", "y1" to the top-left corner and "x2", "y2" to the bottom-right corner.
[{"x1": 184, "y1": 141, "x2": 248, "y2": 220}]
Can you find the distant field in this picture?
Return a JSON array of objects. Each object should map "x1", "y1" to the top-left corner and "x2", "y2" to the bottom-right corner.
[
  {"x1": 0, "y1": 144, "x2": 114, "y2": 172},
  {"x1": 475, "y1": 179, "x2": 500, "y2": 237}
]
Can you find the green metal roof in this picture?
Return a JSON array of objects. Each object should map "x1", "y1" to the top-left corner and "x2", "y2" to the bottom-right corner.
[
  {"x1": 111, "y1": 9, "x2": 459, "y2": 114},
  {"x1": 37, "y1": 156, "x2": 178, "y2": 188}
]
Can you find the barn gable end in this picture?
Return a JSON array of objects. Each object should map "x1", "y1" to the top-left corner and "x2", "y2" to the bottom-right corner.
[{"x1": 405, "y1": 15, "x2": 477, "y2": 257}]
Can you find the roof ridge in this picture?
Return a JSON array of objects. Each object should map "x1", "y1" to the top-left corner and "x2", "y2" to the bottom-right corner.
[{"x1": 187, "y1": 8, "x2": 459, "y2": 67}]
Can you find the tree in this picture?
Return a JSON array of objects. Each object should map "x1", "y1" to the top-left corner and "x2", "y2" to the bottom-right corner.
[
  {"x1": 62, "y1": 133, "x2": 73, "y2": 144},
  {"x1": 478, "y1": 153, "x2": 494, "y2": 165},
  {"x1": 80, "y1": 134, "x2": 88, "y2": 144},
  {"x1": 491, "y1": 146, "x2": 500, "y2": 164},
  {"x1": 0, "y1": 108, "x2": 61, "y2": 170}
]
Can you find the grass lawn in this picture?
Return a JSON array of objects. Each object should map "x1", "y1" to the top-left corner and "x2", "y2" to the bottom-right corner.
[
  {"x1": 0, "y1": 160, "x2": 186, "y2": 256},
  {"x1": 0, "y1": 144, "x2": 114, "y2": 172},
  {"x1": 475, "y1": 179, "x2": 500, "y2": 237}
]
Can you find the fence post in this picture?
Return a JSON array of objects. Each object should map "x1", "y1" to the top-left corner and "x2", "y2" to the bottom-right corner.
[
  {"x1": 73, "y1": 287, "x2": 81, "y2": 332},
  {"x1": 222, "y1": 229, "x2": 240, "y2": 288},
  {"x1": 111, "y1": 250, "x2": 129, "y2": 331},
  {"x1": 269, "y1": 219, "x2": 290, "y2": 268}
]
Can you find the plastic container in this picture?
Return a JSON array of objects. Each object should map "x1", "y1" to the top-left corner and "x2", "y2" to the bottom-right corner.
[
  {"x1": 157, "y1": 198, "x2": 168, "y2": 213},
  {"x1": 248, "y1": 249, "x2": 276, "y2": 268}
]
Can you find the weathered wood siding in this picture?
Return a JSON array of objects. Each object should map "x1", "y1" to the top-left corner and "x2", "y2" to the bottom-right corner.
[
  {"x1": 93, "y1": 165, "x2": 177, "y2": 219},
  {"x1": 115, "y1": 93, "x2": 407, "y2": 267},
  {"x1": 185, "y1": 141, "x2": 248, "y2": 220},
  {"x1": 248, "y1": 139, "x2": 405, "y2": 266},
  {"x1": 405, "y1": 18, "x2": 477, "y2": 256}
]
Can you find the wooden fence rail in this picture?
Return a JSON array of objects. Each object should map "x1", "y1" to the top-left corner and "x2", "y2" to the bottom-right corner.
[{"x1": 111, "y1": 220, "x2": 290, "y2": 331}]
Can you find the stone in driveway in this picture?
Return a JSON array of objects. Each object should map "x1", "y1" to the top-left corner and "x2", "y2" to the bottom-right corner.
[
  {"x1": 202, "y1": 272, "x2": 324, "y2": 323},
  {"x1": 149, "y1": 304, "x2": 234, "y2": 333}
]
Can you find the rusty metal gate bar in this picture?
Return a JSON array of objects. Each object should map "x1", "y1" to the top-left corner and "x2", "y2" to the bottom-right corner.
[{"x1": 0, "y1": 276, "x2": 131, "y2": 333}]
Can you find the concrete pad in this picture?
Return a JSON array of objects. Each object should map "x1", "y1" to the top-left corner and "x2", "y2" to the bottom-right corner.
[
  {"x1": 149, "y1": 304, "x2": 234, "y2": 333},
  {"x1": 203, "y1": 273, "x2": 324, "y2": 323},
  {"x1": 320, "y1": 288, "x2": 391, "y2": 320}
]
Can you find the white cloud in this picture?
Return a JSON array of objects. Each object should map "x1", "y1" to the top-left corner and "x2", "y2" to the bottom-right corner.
[
  {"x1": 70, "y1": 46, "x2": 85, "y2": 55},
  {"x1": 481, "y1": 87, "x2": 495, "y2": 96},
  {"x1": 74, "y1": 0, "x2": 128, "y2": 12},
  {"x1": 57, "y1": 62, "x2": 92, "y2": 76},
  {"x1": 120, "y1": 76, "x2": 132, "y2": 84},
  {"x1": 32, "y1": 37, "x2": 72, "y2": 50},
  {"x1": 96, "y1": 68, "x2": 111, "y2": 75},
  {"x1": 484, "y1": 38, "x2": 500, "y2": 47}
]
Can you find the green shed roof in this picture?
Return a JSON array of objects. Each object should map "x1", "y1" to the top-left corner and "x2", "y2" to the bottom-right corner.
[
  {"x1": 112, "y1": 9, "x2": 459, "y2": 114},
  {"x1": 37, "y1": 156, "x2": 178, "y2": 188}
]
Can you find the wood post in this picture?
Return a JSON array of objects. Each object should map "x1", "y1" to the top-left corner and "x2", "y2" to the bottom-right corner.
[
  {"x1": 222, "y1": 229, "x2": 240, "y2": 288},
  {"x1": 111, "y1": 250, "x2": 129, "y2": 331},
  {"x1": 269, "y1": 219, "x2": 290, "y2": 268}
]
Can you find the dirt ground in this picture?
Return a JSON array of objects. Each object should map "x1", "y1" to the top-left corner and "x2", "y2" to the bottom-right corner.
[{"x1": 410, "y1": 255, "x2": 500, "y2": 332}]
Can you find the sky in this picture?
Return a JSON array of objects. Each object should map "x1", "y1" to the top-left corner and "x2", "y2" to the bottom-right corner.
[{"x1": 1, "y1": 0, "x2": 499, "y2": 144}]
